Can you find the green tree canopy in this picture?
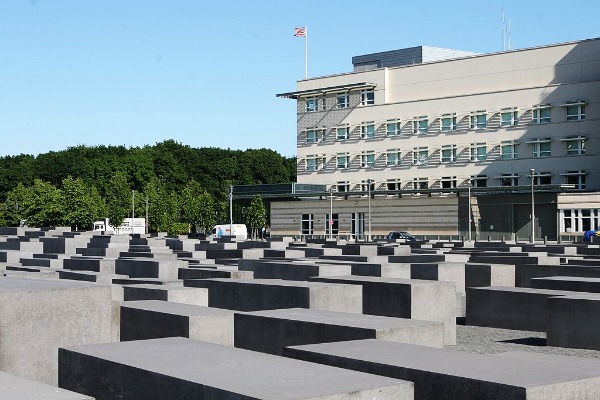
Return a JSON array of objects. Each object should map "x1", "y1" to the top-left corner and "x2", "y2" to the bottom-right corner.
[
  {"x1": 245, "y1": 194, "x2": 267, "y2": 239},
  {"x1": 105, "y1": 171, "x2": 131, "y2": 231}
]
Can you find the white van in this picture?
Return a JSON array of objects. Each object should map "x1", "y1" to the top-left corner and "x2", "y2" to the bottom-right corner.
[{"x1": 210, "y1": 224, "x2": 248, "y2": 240}]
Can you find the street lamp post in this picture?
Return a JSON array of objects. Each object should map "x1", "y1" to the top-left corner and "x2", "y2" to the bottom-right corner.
[
  {"x1": 229, "y1": 185, "x2": 233, "y2": 237},
  {"x1": 145, "y1": 196, "x2": 149, "y2": 234},
  {"x1": 132, "y1": 190, "x2": 135, "y2": 220},
  {"x1": 329, "y1": 186, "x2": 333, "y2": 239},
  {"x1": 367, "y1": 179, "x2": 373, "y2": 242},
  {"x1": 530, "y1": 168, "x2": 535, "y2": 244},
  {"x1": 467, "y1": 181, "x2": 472, "y2": 242}
]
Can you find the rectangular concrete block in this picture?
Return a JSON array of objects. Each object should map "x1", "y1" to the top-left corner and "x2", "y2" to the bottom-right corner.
[
  {"x1": 178, "y1": 266, "x2": 253, "y2": 280},
  {"x1": 121, "y1": 300, "x2": 234, "y2": 345},
  {"x1": 546, "y1": 293, "x2": 600, "y2": 350},
  {"x1": 284, "y1": 339, "x2": 600, "y2": 400},
  {"x1": 238, "y1": 259, "x2": 351, "y2": 280},
  {"x1": 123, "y1": 284, "x2": 208, "y2": 306},
  {"x1": 310, "y1": 275, "x2": 457, "y2": 345},
  {"x1": 466, "y1": 286, "x2": 580, "y2": 331},
  {"x1": 185, "y1": 278, "x2": 362, "y2": 313},
  {"x1": 235, "y1": 308, "x2": 444, "y2": 355},
  {"x1": 465, "y1": 262, "x2": 515, "y2": 288},
  {"x1": 530, "y1": 276, "x2": 600, "y2": 293},
  {"x1": 0, "y1": 277, "x2": 113, "y2": 385},
  {"x1": 0, "y1": 370, "x2": 93, "y2": 399},
  {"x1": 58, "y1": 337, "x2": 413, "y2": 399}
]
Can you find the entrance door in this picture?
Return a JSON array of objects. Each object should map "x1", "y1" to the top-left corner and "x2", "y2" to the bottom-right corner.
[{"x1": 351, "y1": 212, "x2": 365, "y2": 240}]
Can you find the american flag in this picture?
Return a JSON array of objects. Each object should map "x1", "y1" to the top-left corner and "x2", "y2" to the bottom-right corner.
[{"x1": 294, "y1": 27, "x2": 306, "y2": 37}]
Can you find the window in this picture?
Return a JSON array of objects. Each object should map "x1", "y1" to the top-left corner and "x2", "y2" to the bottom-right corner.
[
  {"x1": 563, "y1": 171, "x2": 586, "y2": 190},
  {"x1": 413, "y1": 147, "x2": 429, "y2": 165},
  {"x1": 471, "y1": 175, "x2": 487, "y2": 188},
  {"x1": 532, "y1": 105, "x2": 551, "y2": 124},
  {"x1": 470, "y1": 111, "x2": 487, "y2": 129},
  {"x1": 360, "y1": 180, "x2": 375, "y2": 192},
  {"x1": 441, "y1": 145, "x2": 457, "y2": 163},
  {"x1": 301, "y1": 214, "x2": 314, "y2": 235},
  {"x1": 305, "y1": 157, "x2": 318, "y2": 172},
  {"x1": 412, "y1": 116, "x2": 428, "y2": 134},
  {"x1": 360, "y1": 123, "x2": 375, "y2": 139},
  {"x1": 386, "y1": 179, "x2": 401, "y2": 191},
  {"x1": 501, "y1": 109, "x2": 518, "y2": 127},
  {"x1": 412, "y1": 178, "x2": 428, "y2": 190},
  {"x1": 305, "y1": 129, "x2": 323, "y2": 144},
  {"x1": 360, "y1": 90, "x2": 374, "y2": 106},
  {"x1": 386, "y1": 120, "x2": 401, "y2": 136},
  {"x1": 336, "y1": 181, "x2": 350, "y2": 192},
  {"x1": 441, "y1": 176, "x2": 457, "y2": 189},
  {"x1": 336, "y1": 153, "x2": 349, "y2": 169},
  {"x1": 533, "y1": 172, "x2": 552, "y2": 185},
  {"x1": 361, "y1": 152, "x2": 375, "y2": 168},
  {"x1": 386, "y1": 149, "x2": 401, "y2": 166},
  {"x1": 324, "y1": 213, "x2": 339, "y2": 235},
  {"x1": 531, "y1": 139, "x2": 551, "y2": 158},
  {"x1": 336, "y1": 126, "x2": 349, "y2": 140},
  {"x1": 441, "y1": 114, "x2": 457, "y2": 132},
  {"x1": 336, "y1": 93, "x2": 350, "y2": 109},
  {"x1": 501, "y1": 141, "x2": 518, "y2": 160},
  {"x1": 500, "y1": 174, "x2": 519, "y2": 187},
  {"x1": 562, "y1": 209, "x2": 600, "y2": 233},
  {"x1": 565, "y1": 137, "x2": 586, "y2": 156},
  {"x1": 565, "y1": 103, "x2": 585, "y2": 121},
  {"x1": 470, "y1": 143, "x2": 487, "y2": 162},
  {"x1": 306, "y1": 97, "x2": 324, "y2": 112}
]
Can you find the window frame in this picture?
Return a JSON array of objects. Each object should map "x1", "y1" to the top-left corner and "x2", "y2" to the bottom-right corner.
[
  {"x1": 531, "y1": 139, "x2": 551, "y2": 158},
  {"x1": 471, "y1": 175, "x2": 487, "y2": 188},
  {"x1": 360, "y1": 122, "x2": 376, "y2": 139},
  {"x1": 360, "y1": 90, "x2": 375, "y2": 106},
  {"x1": 532, "y1": 105, "x2": 552, "y2": 124},
  {"x1": 301, "y1": 213, "x2": 314, "y2": 235},
  {"x1": 564, "y1": 137, "x2": 586, "y2": 156},
  {"x1": 386, "y1": 149, "x2": 401, "y2": 167},
  {"x1": 440, "y1": 114, "x2": 457, "y2": 132},
  {"x1": 361, "y1": 152, "x2": 375, "y2": 168},
  {"x1": 500, "y1": 109, "x2": 518, "y2": 127},
  {"x1": 412, "y1": 116, "x2": 428, "y2": 134},
  {"x1": 336, "y1": 153, "x2": 349, "y2": 169},
  {"x1": 412, "y1": 178, "x2": 428, "y2": 190},
  {"x1": 335, "y1": 126, "x2": 349, "y2": 141},
  {"x1": 386, "y1": 120, "x2": 401, "y2": 136},
  {"x1": 440, "y1": 145, "x2": 457, "y2": 163},
  {"x1": 470, "y1": 143, "x2": 487, "y2": 162},
  {"x1": 500, "y1": 141, "x2": 518, "y2": 160},
  {"x1": 413, "y1": 147, "x2": 429, "y2": 165},
  {"x1": 305, "y1": 97, "x2": 324, "y2": 112},
  {"x1": 336, "y1": 93, "x2": 350, "y2": 109},
  {"x1": 470, "y1": 111, "x2": 487, "y2": 129},
  {"x1": 565, "y1": 103, "x2": 585, "y2": 121}
]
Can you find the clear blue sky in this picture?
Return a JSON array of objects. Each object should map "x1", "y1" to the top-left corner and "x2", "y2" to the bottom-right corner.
[{"x1": 1, "y1": 0, "x2": 598, "y2": 157}]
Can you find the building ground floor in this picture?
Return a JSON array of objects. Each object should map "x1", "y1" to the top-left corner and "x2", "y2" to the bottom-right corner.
[{"x1": 269, "y1": 192, "x2": 600, "y2": 241}]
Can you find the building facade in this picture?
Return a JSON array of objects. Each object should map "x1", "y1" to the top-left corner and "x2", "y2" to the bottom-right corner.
[{"x1": 273, "y1": 39, "x2": 600, "y2": 239}]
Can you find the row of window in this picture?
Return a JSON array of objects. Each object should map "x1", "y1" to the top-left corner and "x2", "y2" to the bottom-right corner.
[
  {"x1": 299, "y1": 102, "x2": 586, "y2": 144},
  {"x1": 305, "y1": 90, "x2": 374, "y2": 112},
  {"x1": 301, "y1": 137, "x2": 586, "y2": 171},
  {"x1": 561, "y1": 209, "x2": 600, "y2": 233},
  {"x1": 330, "y1": 171, "x2": 587, "y2": 193}
]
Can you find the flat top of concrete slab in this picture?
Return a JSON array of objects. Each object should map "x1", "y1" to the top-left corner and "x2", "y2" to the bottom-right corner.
[
  {"x1": 471, "y1": 286, "x2": 583, "y2": 296},
  {"x1": 121, "y1": 300, "x2": 233, "y2": 317},
  {"x1": 287, "y1": 339, "x2": 600, "y2": 387},
  {"x1": 0, "y1": 277, "x2": 104, "y2": 293},
  {"x1": 241, "y1": 308, "x2": 440, "y2": 330},
  {"x1": 312, "y1": 275, "x2": 453, "y2": 286},
  {"x1": 122, "y1": 284, "x2": 200, "y2": 291},
  {"x1": 203, "y1": 278, "x2": 355, "y2": 288},
  {"x1": 62, "y1": 337, "x2": 409, "y2": 399},
  {"x1": 0, "y1": 371, "x2": 93, "y2": 400},
  {"x1": 532, "y1": 276, "x2": 600, "y2": 283}
]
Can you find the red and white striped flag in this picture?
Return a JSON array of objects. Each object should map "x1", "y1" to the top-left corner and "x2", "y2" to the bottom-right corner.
[{"x1": 294, "y1": 27, "x2": 306, "y2": 37}]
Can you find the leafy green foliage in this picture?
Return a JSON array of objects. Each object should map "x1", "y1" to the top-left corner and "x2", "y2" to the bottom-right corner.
[
  {"x1": 0, "y1": 140, "x2": 295, "y2": 230},
  {"x1": 245, "y1": 194, "x2": 267, "y2": 239}
]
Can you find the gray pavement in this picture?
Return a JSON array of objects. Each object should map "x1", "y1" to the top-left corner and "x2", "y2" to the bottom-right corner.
[{"x1": 451, "y1": 324, "x2": 600, "y2": 358}]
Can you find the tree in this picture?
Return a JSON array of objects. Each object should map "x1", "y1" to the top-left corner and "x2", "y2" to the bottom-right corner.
[
  {"x1": 61, "y1": 176, "x2": 103, "y2": 230},
  {"x1": 105, "y1": 171, "x2": 131, "y2": 232},
  {"x1": 144, "y1": 177, "x2": 179, "y2": 233},
  {"x1": 20, "y1": 179, "x2": 63, "y2": 227},
  {"x1": 180, "y1": 179, "x2": 204, "y2": 232},
  {"x1": 196, "y1": 191, "x2": 216, "y2": 233},
  {"x1": 2, "y1": 183, "x2": 29, "y2": 226},
  {"x1": 245, "y1": 194, "x2": 267, "y2": 239}
]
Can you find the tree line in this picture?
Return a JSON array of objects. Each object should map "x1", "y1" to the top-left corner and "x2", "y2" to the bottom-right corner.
[{"x1": 0, "y1": 140, "x2": 294, "y2": 234}]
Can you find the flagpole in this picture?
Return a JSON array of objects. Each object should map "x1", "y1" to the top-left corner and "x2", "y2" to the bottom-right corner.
[{"x1": 305, "y1": 26, "x2": 308, "y2": 79}]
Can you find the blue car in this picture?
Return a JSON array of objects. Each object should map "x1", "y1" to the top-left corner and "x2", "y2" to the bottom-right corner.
[{"x1": 387, "y1": 231, "x2": 416, "y2": 241}]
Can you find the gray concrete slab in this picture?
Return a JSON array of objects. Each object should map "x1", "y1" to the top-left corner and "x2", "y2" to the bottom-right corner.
[
  {"x1": 0, "y1": 370, "x2": 93, "y2": 400},
  {"x1": 465, "y1": 262, "x2": 515, "y2": 288},
  {"x1": 184, "y1": 278, "x2": 362, "y2": 313},
  {"x1": 122, "y1": 284, "x2": 208, "y2": 306},
  {"x1": 58, "y1": 337, "x2": 413, "y2": 399},
  {"x1": 178, "y1": 266, "x2": 253, "y2": 280},
  {"x1": 235, "y1": 307, "x2": 444, "y2": 355},
  {"x1": 237, "y1": 259, "x2": 351, "y2": 280},
  {"x1": 121, "y1": 300, "x2": 234, "y2": 345},
  {"x1": 546, "y1": 293, "x2": 600, "y2": 350},
  {"x1": 0, "y1": 277, "x2": 113, "y2": 385},
  {"x1": 310, "y1": 275, "x2": 457, "y2": 345},
  {"x1": 466, "y1": 286, "x2": 581, "y2": 331},
  {"x1": 530, "y1": 276, "x2": 600, "y2": 293},
  {"x1": 284, "y1": 339, "x2": 600, "y2": 400}
]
